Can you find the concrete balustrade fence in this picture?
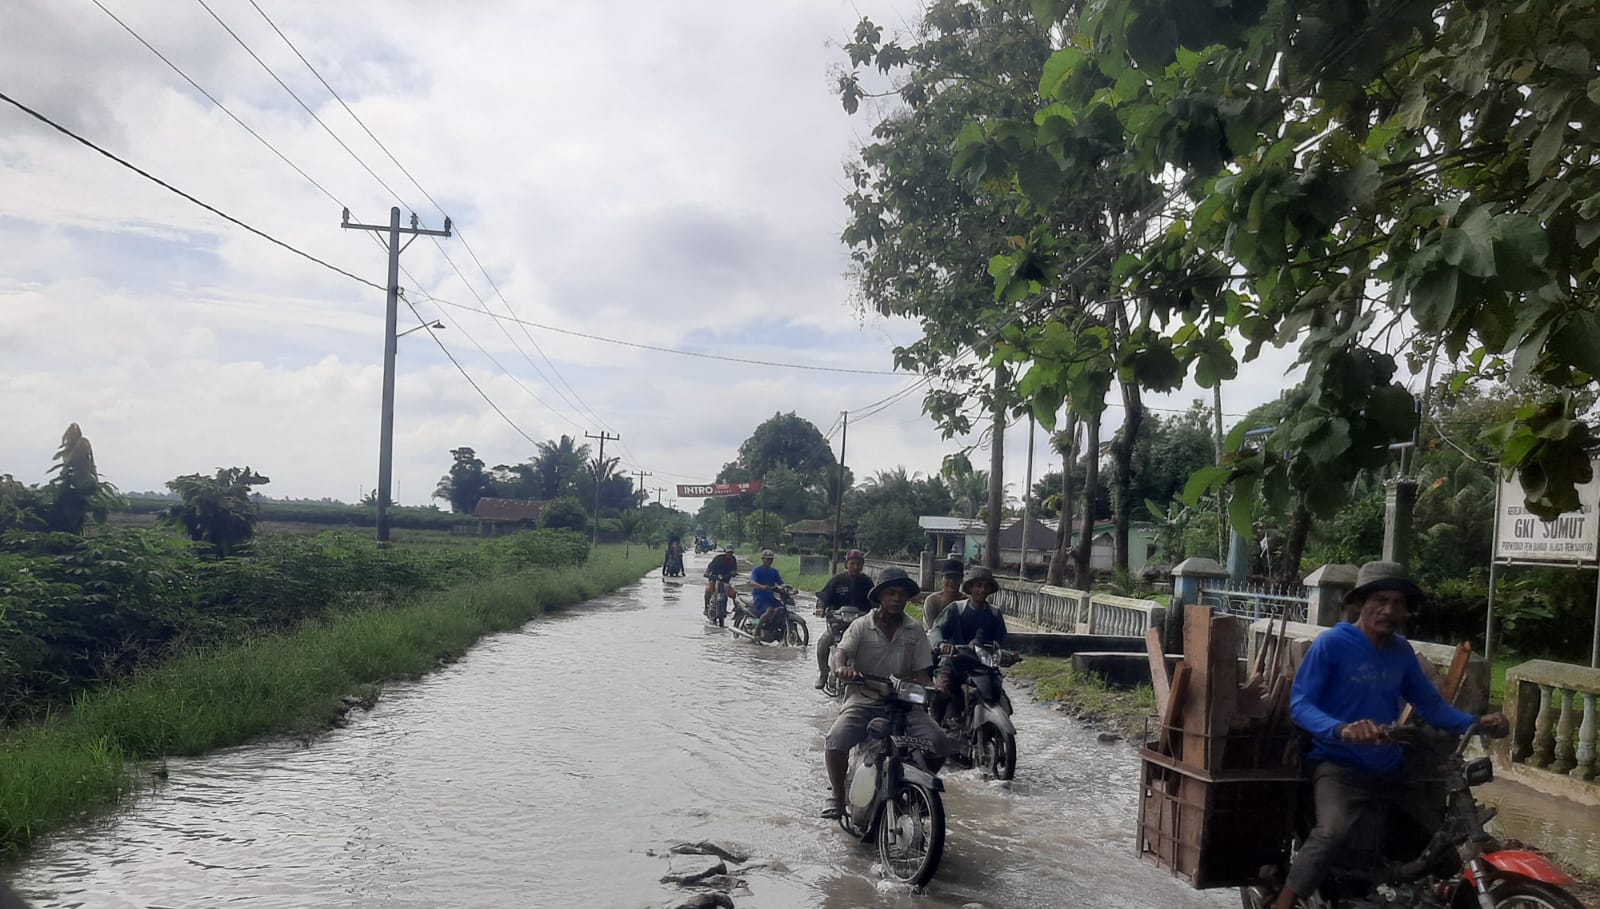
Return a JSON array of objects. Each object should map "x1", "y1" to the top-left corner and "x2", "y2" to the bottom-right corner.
[
  {"x1": 992, "y1": 582, "x2": 1164, "y2": 638},
  {"x1": 1506, "y1": 660, "x2": 1600, "y2": 805}
]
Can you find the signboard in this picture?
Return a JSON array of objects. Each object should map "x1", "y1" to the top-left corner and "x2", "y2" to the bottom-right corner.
[
  {"x1": 1496, "y1": 471, "x2": 1600, "y2": 563},
  {"x1": 676, "y1": 481, "x2": 763, "y2": 498}
]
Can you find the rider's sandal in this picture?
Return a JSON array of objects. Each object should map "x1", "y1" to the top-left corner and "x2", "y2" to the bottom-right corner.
[{"x1": 819, "y1": 802, "x2": 844, "y2": 820}]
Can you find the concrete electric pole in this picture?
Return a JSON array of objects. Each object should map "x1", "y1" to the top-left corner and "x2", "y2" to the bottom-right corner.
[
  {"x1": 341, "y1": 206, "x2": 452, "y2": 543},
  {"x1": 585, "y1": 430, "x2": 620, "y2": 548},
  {"x1": 633, "y1": 469, "x2": 652, "y2": 508}
]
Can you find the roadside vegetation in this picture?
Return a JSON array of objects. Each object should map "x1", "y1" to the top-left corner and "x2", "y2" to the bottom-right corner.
[{"x1": 1008, "y1": 656, "x2": 1157, "y2": 742}]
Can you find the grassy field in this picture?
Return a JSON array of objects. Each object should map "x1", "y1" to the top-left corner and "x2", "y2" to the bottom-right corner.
[{"x1": 0, "y1": 544, "x2": 656, "y2": 855}]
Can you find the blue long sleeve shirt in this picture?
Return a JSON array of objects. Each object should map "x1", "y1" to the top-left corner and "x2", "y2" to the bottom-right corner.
[{"x1": 1290, "y1": 622, "x2": 1475, "y2": 776}]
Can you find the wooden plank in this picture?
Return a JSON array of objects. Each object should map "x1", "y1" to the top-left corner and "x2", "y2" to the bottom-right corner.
[
  {"x1": 1205, "y1": 613, "x2": 1242, "y2": 769},
  {"x1": 1398, "y1": 641, "x2": 1473, "y2": 726},
  {"x1": 1180, "y1": 605, "x2": 1214, "y2": 771},
  {"x1": 1147, "y1": 627, "x2": 1172, "y2": 718},
  {"x1": 1161, "y1": 662, "x2": 1191, "y2": 757}
]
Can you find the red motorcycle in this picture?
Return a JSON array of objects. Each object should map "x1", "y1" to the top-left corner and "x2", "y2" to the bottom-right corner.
[{"x1": 1242, "y1": 722, "x2": 1583, "y2": 908}]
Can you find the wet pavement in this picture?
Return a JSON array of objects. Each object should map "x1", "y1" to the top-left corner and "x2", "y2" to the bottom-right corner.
[{"x1": 5, "y1": 558, "x2": 1233, "y2": 908}]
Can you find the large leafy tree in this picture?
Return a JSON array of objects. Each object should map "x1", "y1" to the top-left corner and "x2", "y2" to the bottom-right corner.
[
  {"x1": 164, "y1": 467, "x2": 269, "y2": 557},
  {"x1": 433, "y1": 447, "x2": 489, "y2": 514},
  {"x1": 973, "y1": 0, "x2": 1600, "y2": 526}
]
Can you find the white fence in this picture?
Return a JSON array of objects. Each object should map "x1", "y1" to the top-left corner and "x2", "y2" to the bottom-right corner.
[{"x1": 993, "y1": 581, "x2": 1165, "y2": 637}]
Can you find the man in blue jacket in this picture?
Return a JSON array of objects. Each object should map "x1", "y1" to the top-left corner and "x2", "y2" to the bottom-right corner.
[{"x1": 1270, "y1": 561, "x2": 1506, "y2": 909}]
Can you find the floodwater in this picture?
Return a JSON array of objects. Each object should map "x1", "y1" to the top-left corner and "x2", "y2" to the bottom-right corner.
[{"x1": 3, "y1": 559, "x2": 1235, "y2": 908}]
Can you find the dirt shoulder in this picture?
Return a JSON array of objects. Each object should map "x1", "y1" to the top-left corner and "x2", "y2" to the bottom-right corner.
[{"x1": 1007, "y1": 654, "x2": 1156, "y2": 743}]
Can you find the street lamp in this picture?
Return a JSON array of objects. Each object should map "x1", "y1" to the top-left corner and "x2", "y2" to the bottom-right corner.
[{"x1": 397, "y1": 320, "x2": 444, "y2": 339}]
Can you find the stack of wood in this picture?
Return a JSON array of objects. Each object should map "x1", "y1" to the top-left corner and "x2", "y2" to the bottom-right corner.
[
  {"x1": 1136, "y1": 605, "x2": 1311, "y2": 889},
  {"x1": 1137, "y1": 605, "x2": 1480, "y2": 889}
]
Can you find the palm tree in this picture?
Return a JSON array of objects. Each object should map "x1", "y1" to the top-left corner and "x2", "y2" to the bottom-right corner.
[{"x1": 531, "y1": 435, "x2": 590, "y2": 500}]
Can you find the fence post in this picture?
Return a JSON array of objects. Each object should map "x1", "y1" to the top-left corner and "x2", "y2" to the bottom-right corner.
[
  {"x1": 1171, "y1": 557, "x2": 1228, "y2": 648},
  {"x1": 1304, "y1": 564, "x2": 1358, "y2": 626},
  {"x1": 919, "y1": 549, "x2": 934, "y2": 592}
]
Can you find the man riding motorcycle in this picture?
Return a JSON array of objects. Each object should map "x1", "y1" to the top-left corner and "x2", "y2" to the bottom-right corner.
[
  {"x1": 746, "y1": 549, "x2": 786, "y2": 637},
  {"x1": 704, "y1": 546, "x2": 739, "y2": 615},
  {"x1": 813, "y1": 549, "x2": 874, "y2": 689},
  {"x1": 1267, "y1": 561, "x2": 1508, "y2": 909},
  {"x1": 921, "y1": 557, "x2": 965, "y2": 633},
  {"x1": 929, "y1": 566, "x2": 1008, "y2": 728},
  {"x1": 820, "y1": 567, "x2": 947, "y2": 819}
]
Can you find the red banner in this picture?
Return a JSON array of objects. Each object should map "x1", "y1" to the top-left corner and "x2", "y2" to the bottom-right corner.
[{"x1": 676, "y1": 481, "x2": 763, "y2": 498}]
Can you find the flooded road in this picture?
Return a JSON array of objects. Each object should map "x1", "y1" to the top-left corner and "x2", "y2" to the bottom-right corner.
[{"x1": 9, "y1": 563, "x2": 1232, "y2": 908}]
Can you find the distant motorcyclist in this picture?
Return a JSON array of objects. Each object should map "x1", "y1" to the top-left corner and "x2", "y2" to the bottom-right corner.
[
  {"x1": 921, "y1": 557, "x2": 965, "y2": 632},
  {"x1": 813, "y1": 549, "x2": 874, "y2": 689},
  {"x1": 748, "y1": 549, "x2": 785, "y2": 635},
  {"x1": 704, "y1": 546, "x2": 738, "y2": 609},
  {"x1": 821, "y1": 567, "x2": 947, "y2": 819},
  {"x1": 1267, "y1": 561, "x2": 1508, "y2": 909},
  {"x1": 930, "y1": 566, "x2": 1008, "y2": 727},
  {"x1": 663, "y1": 536, "x2": 684, "y2": 575}
]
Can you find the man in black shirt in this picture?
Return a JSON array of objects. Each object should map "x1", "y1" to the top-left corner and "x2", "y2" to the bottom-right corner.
[
  {"x1": 704, "y1": 546, "x2": 739, "y2": 611},
  {"x1": 812, "y1": 549, "x2": 874, "y2": 688},
  {"x1": 930, "y1": 566, "x2": 1008, "y2": 725}
]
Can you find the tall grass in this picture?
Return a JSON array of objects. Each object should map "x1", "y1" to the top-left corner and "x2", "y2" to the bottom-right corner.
[{"x1": 0, "y1": 546, "x2": 656, "y2": 854}]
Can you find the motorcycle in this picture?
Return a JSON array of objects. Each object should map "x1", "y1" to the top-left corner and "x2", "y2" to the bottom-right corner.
[
  {"x1": 663, "y1": 549, "x2": 685, "y2": 577},
  {"x1": 819, "y1": 605, "x2": 866, "y2": 697},
  {"x1": 727, "y1": 585, "x2": 810, "y2": 646},
  {"x1": 1241, "y1": 722, "x2": 1584, "y2": 909},
  {"x1": 937, "y1": 637, "x2": 1020, "y2": 781},
  {"x1": 702, "y1": 574, "x2": 734, "y2": 627},
  {"x1": 838, "y1": 673, "x2": 947, "y2": 888}
]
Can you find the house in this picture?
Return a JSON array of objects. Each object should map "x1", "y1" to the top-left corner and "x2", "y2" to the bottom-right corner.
[
  {"x1": 784, "y1": 518, "x2": 834, "y2": 551},
  {"x1": 918, "y1": 516, "x2": 984, "y2": 561},
  {"x1": 919, "y1": 514, "x2": 1155, "y2": 575},
  {"x1": 472, "y1": 497, "x2": 544, "y2": 536}
]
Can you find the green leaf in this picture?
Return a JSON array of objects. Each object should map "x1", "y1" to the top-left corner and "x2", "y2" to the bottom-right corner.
[
  {"x1": 956, "y1": 121, "x2": 985, "y2": 149},
  {"x1": 1408, "y1": 265, "x2": 1460, "y2": 332},
  {"x1": 1016, "y1": 151, "x2": 1063, "y2": 207},
  {"x1": 1181, "y1": 465, "x2": 1231, "y2": 506},
  {"x1": 1528, "y1": 111, "x2": 1567, "y2": 185},
  {"x1": 1548, "y1": 311, "x2": 1600, "y2": 376},
  {"x1": 1039, "y1": 48, "x2": 1087, "y2": 100},
  {"x1": 1301, "y1": 417, "x2": 1352, "y2": 461}
]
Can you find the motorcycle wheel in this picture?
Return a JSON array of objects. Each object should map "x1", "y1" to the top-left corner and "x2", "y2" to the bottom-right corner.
[
  {"x1": 786, "y1": 616, "x2": 810, "y2": 647},
  {"x1": 877, "y1": 783, "x2": 945, "y2": 887},
  {"x1": 1489, "y1": 881, "x2": 1586, "y2": 909},
  {"x1": 978, "y1": 724, "x2": 1017, "y2": 781}
]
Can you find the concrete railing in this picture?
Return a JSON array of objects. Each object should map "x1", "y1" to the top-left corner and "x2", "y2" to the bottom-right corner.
[
  {"x1": 994, "y1": 583, "x2": 1164, "y2": 637},
  {"x1": 993, "y1": 582, "x2": 1087, "y2": 633},
  {"x1": 1083, "y1": 594, "x2": 1166, "y2": 637},
  {"x1": 1506, "y1": 660, "x2": 1600, "y2": 803}
]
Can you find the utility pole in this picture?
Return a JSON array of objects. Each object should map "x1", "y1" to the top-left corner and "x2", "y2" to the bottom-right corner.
[
  {"x1": 342, "y1": 206, "x2": 451, "y2": 543},
  {"x1": 633, "y1": 469, "x2": 652, "y2": 508},
  {"x1": 1019, "y1": 414, "x2": 1036, "y2": 579},
  {"x1": 584, "y1": 431, "x2": 620, "y2": 548},
  {"x1": 655, "y1": 486, "x2": 666, "y2": 505},
  {"x1": 830, "y1": 411, "x2": 849, "y2": 575}
]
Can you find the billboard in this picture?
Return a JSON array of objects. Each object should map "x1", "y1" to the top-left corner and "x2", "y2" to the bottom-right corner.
[
  {"x1": 676, "y1": 481, "x2": 763, "y2": 498},
  {"x1": 1496, "y1": 470, "x2": 1600, "y2": 563}
]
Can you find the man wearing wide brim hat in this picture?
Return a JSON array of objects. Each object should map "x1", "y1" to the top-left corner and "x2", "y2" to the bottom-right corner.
[
  {"x1": 820, "y1": 567, "x2": 947, "y2": 818},
  {"x1": 1268, "y1": 561, "x2": 1507, "y2": 909}
]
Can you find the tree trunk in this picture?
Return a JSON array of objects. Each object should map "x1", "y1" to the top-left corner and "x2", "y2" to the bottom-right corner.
[
  {"x1": 985, "y1": 365, "x2": 1007, "y2": 570},
  {"x1": 1280, "y1": 500, "x2": 1312, "y2": 585},
  {"x1": 1213, "y1": 383, "x2": 1228, "y2": 561},
  {"x1": 1073, "y1": 408, "x2": 1102, "y2": 585},
  {"x1": 1110, "y1": 377, "x2": 1144, "y2": 574},
  {"x1": 1047, "y1": 412, "x2": 1080, "y2": 587}
]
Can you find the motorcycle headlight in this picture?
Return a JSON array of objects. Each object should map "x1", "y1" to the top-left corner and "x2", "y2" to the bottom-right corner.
[
  {"x1": 896, "y1": 680, "x2": 929, "y2": 705},
  {"x1": 977, "y1": 649, "x2": 999, "y2": 668}
]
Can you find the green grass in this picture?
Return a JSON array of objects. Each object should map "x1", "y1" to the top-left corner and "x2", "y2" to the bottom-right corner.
[
  {"x1": 1007, "y1": 655, "x2": 1157, "y2": 739},
  {"x1": 0, "y1": 545, "x2": 656, "y2": 855},
  {"x1": 767, "y1": 554, "x2": 832, "y2": 596}
]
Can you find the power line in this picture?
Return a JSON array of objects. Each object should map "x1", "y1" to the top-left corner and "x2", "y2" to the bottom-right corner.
[
  {"x1": 428, "y1": 295, "x2": 915, "y2": 376},
  {"x1": 192, "y1": 0, "x2": 409, "y2": 205},
  {"x1": 399, "y1": 297, "x2": 541, "y2": 447},
  {"x1": 0, "y1": 89, "x2": 381, "y2": 291},
  {"x1": 246, "y1": 0, "x2": 623, "y2": 439}
]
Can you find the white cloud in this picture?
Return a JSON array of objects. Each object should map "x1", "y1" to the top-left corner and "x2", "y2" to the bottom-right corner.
[{"x1": 1, "y1": 0, "x2": 1321, "y2": 513}]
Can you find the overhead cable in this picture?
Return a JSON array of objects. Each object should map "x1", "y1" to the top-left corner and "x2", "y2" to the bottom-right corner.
[{"x1": 0, "y1": 89, "x2": 381, "y2": 291}]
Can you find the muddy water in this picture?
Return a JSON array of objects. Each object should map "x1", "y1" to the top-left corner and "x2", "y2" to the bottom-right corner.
[{"x1": 8, "y1": 562, "x2": 1231, "y2": 908}]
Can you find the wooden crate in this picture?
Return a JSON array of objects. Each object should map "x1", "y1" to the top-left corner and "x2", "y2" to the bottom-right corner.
[{"x1": 1136, "y1": 747, "x2": 1301, "y2": 889}]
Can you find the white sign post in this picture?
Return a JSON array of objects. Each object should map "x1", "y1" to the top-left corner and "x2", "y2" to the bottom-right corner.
[
  {"x1": 1486, "y1": 467, "x2": 1600, "y2": 668},
  {"x1": 1494, "y1": 473, "x2": 1600, "y2": 563}
]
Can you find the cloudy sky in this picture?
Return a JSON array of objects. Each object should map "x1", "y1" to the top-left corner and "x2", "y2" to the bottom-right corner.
[{"x1": 1, "y1": 0, "x2": 1304, "y2": 511}]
